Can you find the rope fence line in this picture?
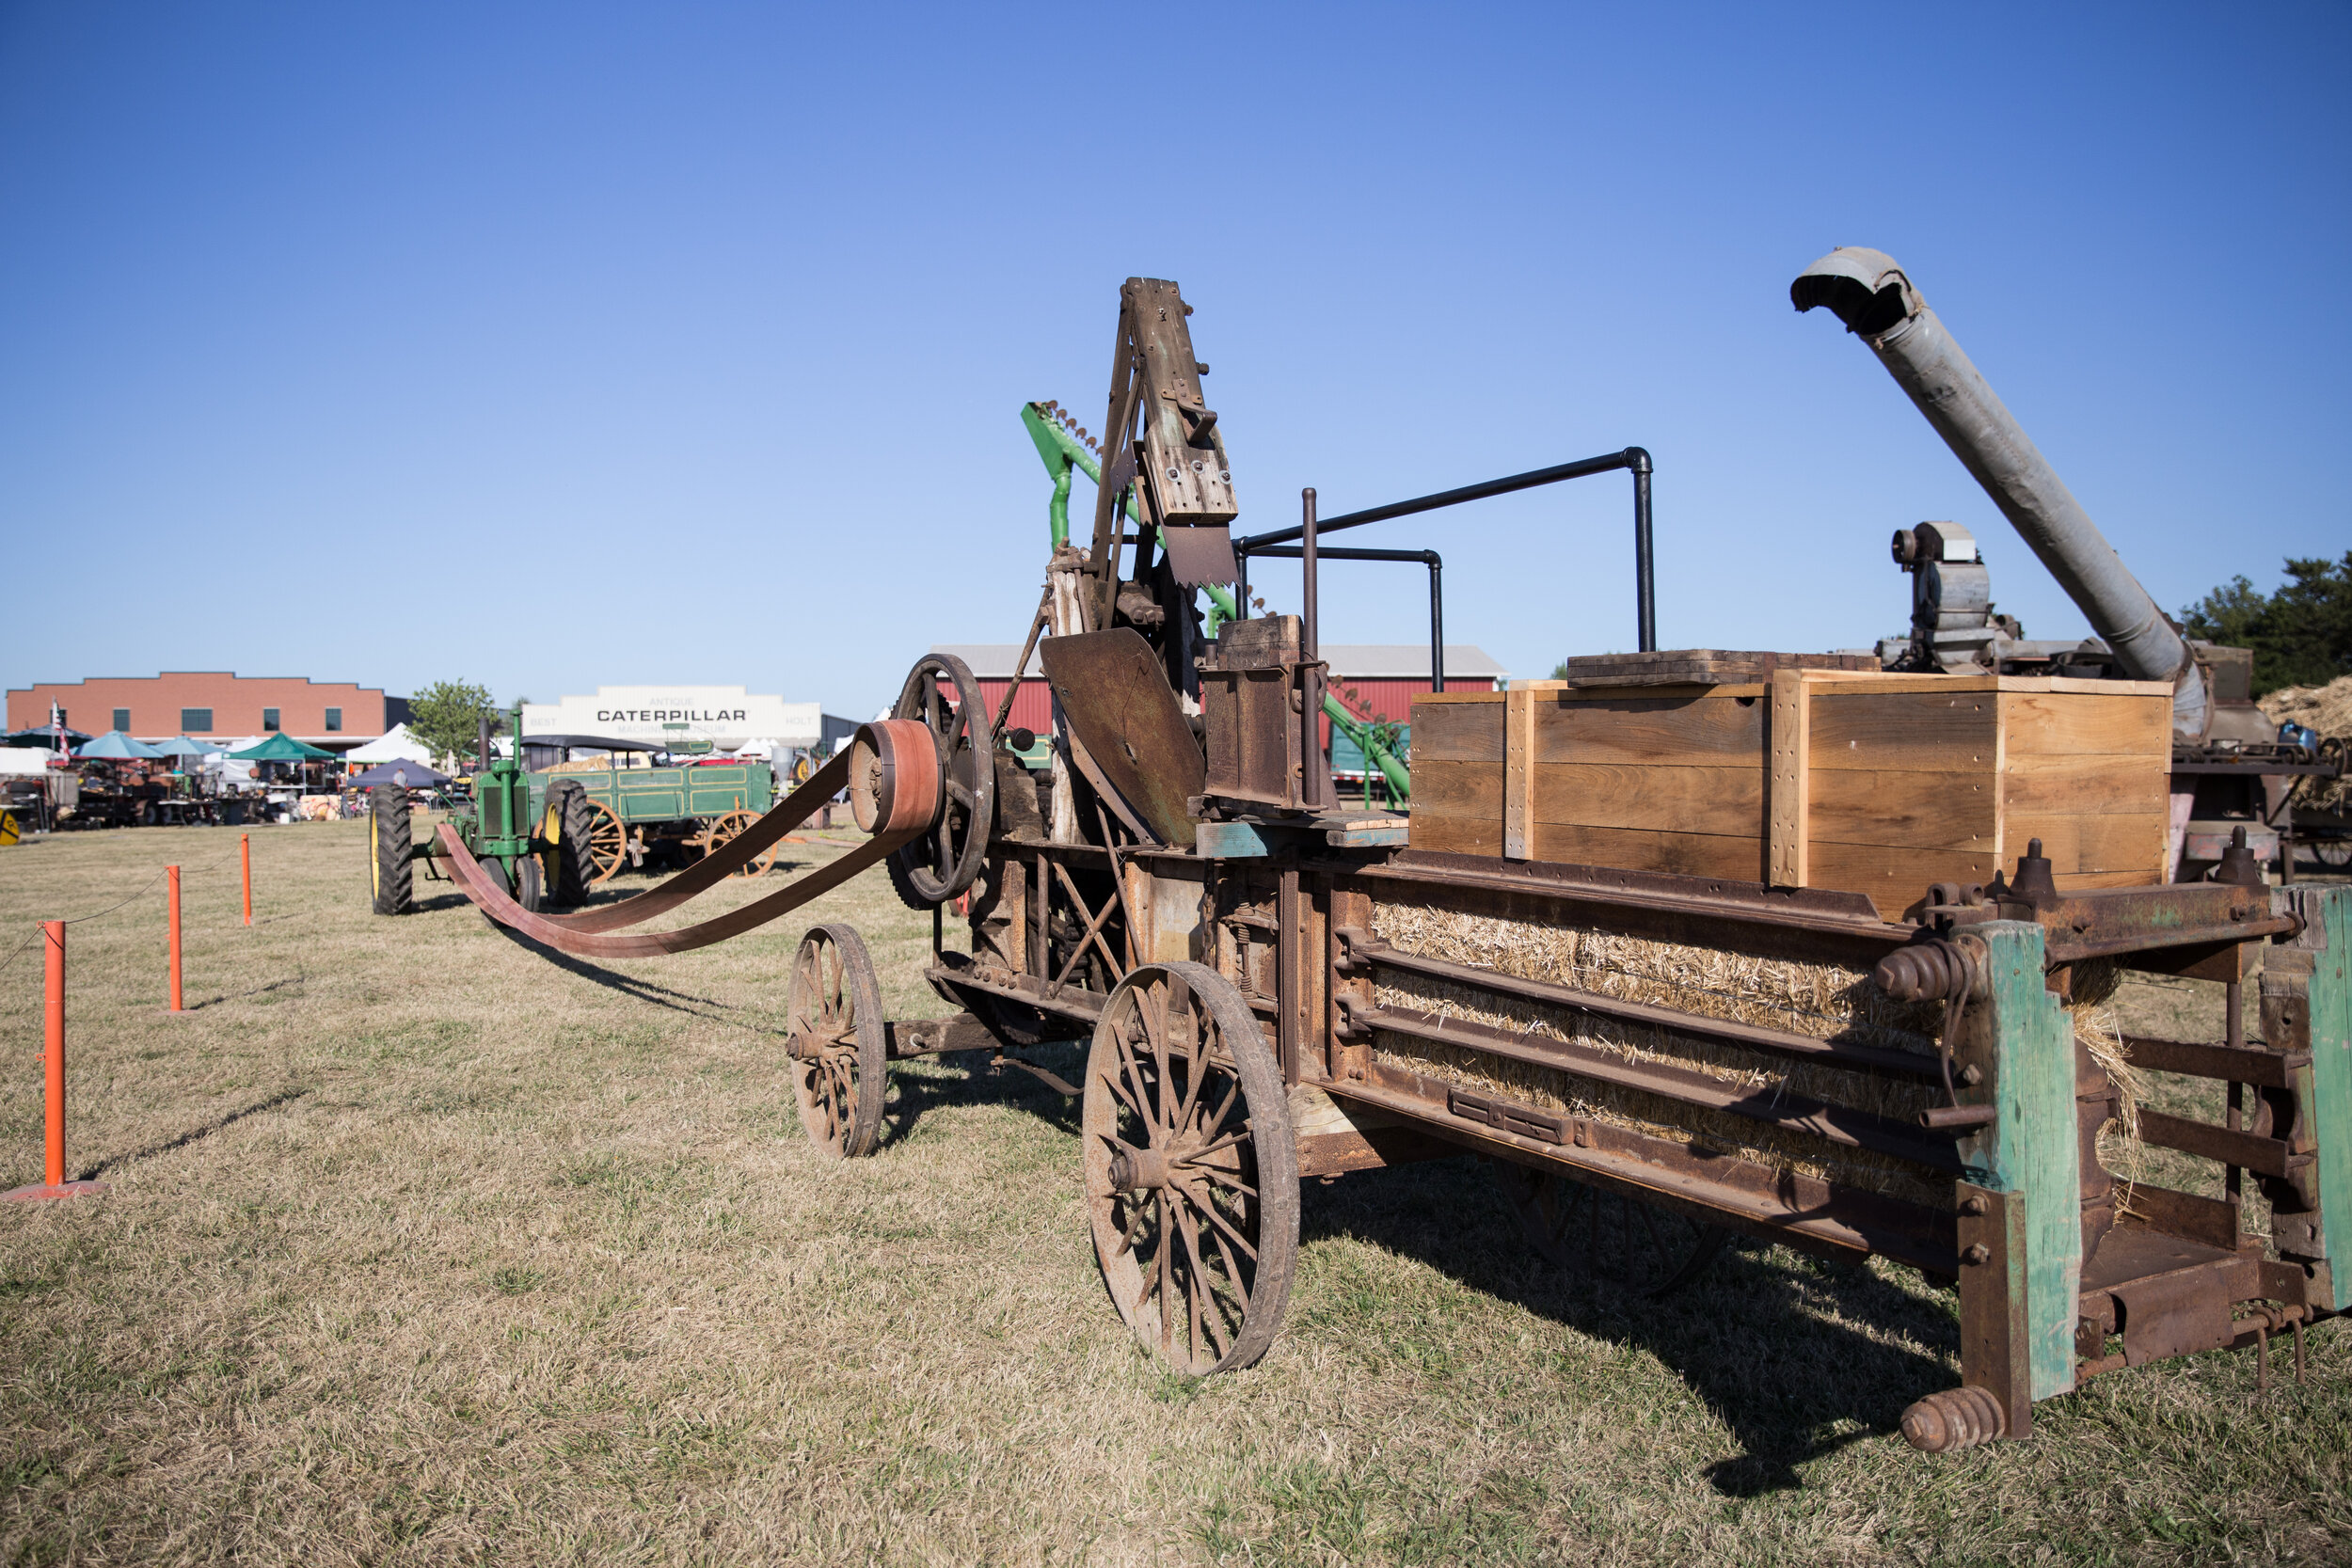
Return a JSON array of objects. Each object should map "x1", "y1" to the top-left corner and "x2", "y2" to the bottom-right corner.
[{"x1": 0, "y1": 839, "x2": 255, "y2": 985}]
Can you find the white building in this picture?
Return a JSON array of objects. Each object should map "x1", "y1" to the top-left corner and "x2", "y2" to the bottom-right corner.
[{"x1": 522, "y1": 686, "x2": 820, "y2": 755}]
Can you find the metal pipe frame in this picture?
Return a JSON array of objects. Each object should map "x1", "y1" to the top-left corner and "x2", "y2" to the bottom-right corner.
[
  {"x1": 1236, "y1": 447, "x2": 1656, "y2": 653},
  {"x1": 1239, "y1": 544, "x2": 1446, "y2": 692}
]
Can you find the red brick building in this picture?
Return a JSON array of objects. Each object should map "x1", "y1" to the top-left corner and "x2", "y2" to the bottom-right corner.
[{"x1": 6, "y1": 673, "x2": 406, "y2": 752}]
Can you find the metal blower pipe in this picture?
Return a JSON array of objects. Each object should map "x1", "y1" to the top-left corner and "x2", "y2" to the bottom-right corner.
[{"x1": 1792, "y1": 247, "x2": 2207, "y2": 738}]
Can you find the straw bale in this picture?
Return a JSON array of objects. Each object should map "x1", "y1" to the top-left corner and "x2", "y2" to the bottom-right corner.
[
  {"x1": 1369, "y1": 899, "x2": 2137, "y2": 1212},
  {"x1": 2261, "y1": 674, "x2": 2352, "y2": 811}
]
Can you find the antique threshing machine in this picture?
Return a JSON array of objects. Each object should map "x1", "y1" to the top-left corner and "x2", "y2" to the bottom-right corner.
[{"x1": 444, "y1": 265, "x2": 2352, "y2": 1453}]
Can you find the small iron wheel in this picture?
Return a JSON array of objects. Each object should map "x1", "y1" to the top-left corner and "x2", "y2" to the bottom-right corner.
[
  {"x1": 1084, "y1": 961, "x2": 1298, "y2": 1375},
  {"x1": 787, "y1": 924, "x2": 886, "y2": 1158},
  {"x1": 697, "y1": 808, "x2": 780, "y2": 879},
  {"x1": 887, "y1": 652, "x2": 996, "y2": 905},
  {"x1": 1491, "y1": 1164, "x2": 1726, "y2": 1298},
  {"x1": 581, "y1": 800, "x2": 628, "y2": 885},
  {"x1": 2314, "y1": 839, "x2": 2351, "y2": 870}
]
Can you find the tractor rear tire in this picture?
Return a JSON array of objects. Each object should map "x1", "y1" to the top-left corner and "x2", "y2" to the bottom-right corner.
[
  {"x1": 548, "y1": 781, "x2": 596, "y2": 905},
  {"x1": 370, "y1": 784, "x2": 413, "y2": 915}
]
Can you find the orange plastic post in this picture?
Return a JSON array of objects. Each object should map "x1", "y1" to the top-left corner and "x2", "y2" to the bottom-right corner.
[
  {"x1": 167, "y1": 865, "x2": 183, "y2": 1013},
  {"x1": 42, "y1": 921, "x2": 63, "y2": 1185},
  {"x1": 241, "y1": 832, "x2": 252, "y2": 926},
  {"x1": 5, "y1": 921, "x2": 103, "y2": 1200}
]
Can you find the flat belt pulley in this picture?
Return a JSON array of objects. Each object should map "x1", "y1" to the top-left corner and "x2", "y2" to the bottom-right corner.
[
  {"x1": 884, "y1": 652, "x2": 996, "y2": 907},
  {"x1": 437, "y1": 719, "x2": 942, "y2": 958}
]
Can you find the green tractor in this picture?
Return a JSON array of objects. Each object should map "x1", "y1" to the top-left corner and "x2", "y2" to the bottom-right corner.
[{"x1": 369, "y1": 705, "x2": 597, "y2": 916}]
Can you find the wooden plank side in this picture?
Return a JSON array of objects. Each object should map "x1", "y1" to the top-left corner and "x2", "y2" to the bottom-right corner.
[
  {"x1": 1809, "y1": 841, "x2": 2002, "y2": 919},
  {"x1": 2001, "y1": 752, "x2": 2173, "y2": 817},
  {"x1": 1406, "y1": 758, "x2": 1504, "y2": 823},
  {"x1": 1531, "y1": 691, "x2": 1765, "y2": 767},
  {"x1": 1998, "y1": 690, "x2": 2171, "y2": 758},
  {"x1": 1769, "y1": 670, "x2": 1809, "y2": 887},
  {"x1": 1409, "y1": 813, "x2": 1504, "y2": 856},
  {"x1": 1503, "y1": 688, "x2": 1534, "y2": 860},
  {"x1": 1530, "y1": 764, "x2": 1761, "y2": 836},
  {"x1": 1808, "y1": 690, "x2": 1998, "y2": 772},
  {"x1": 1528, "y1": 823, "x2": 1763, "y2": 881},
  {"x1": 2004, "y1": 814, "x2": 2170, "y2": 878},
  {"x1": 1408, "y1": 694, "x2": 1504, "y2": 763},
  {"x1": 1809, "y1": 769, "x2": 1996, "y2": 851}
]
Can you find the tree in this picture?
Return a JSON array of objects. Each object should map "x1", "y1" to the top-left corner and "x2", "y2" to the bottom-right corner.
[
  {"x1": 407, "y1": 680, "x2": 496, "y2": 768},
  {"x1": 2180, "y1": 552, "x2": 2352, "y2": 696}
]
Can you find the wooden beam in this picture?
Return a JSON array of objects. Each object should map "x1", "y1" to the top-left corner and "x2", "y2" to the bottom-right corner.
[
  {"x1": 1502, "y1": 686, "x2": 1534, "y2": 860},
  {"x1": 1769, "y1": 668, "x2": 1810, "y2": 887}
]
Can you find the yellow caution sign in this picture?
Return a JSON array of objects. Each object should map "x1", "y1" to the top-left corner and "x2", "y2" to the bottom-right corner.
[{"x1": 0, "y1": 811, "x2": 18, "y2": 847}]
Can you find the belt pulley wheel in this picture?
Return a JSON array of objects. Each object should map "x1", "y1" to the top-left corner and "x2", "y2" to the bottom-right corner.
[{"x1": 886, "y1": 652, "x2": 995, "y2": 907}]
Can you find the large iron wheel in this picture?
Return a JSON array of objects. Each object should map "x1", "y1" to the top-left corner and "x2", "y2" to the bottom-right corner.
[
  {"x1": 787, "y1": 924, "x2": 886, "y2": 1159},
  {"x1": 1084, "y1": 961, "x2": 1299, "y2": 1374},
  {"x1": 887, "y1": 653, "x2": 995, "y2": 906},
  {"x1": 1491, "y1": 1164, "x2": 1726, "y2": 1298},
  {"x1": 580, "y1": 800, "x2": 628, "y2": 885},
  {"x1": 697, "y1": 808, "x2": 780, "y2": 879}
]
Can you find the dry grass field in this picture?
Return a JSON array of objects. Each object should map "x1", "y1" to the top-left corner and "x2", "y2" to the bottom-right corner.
[{"x1": 2, "y1": 820, "x2": 2349, "y2": 1565}]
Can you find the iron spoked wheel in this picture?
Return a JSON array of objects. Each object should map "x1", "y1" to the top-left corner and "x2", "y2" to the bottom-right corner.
[
  {"x1": 369, "y1": 783, "x2": 413, "y2": 915},
  {"x1": 1084, "y1": 961, "x2": 1299, "y2": 1375},
  {"x1": 887, "y1": 653, "x2": 995, "y2": 907},
  {"x1": 2314, "y1": 839, "x2": 2352, "y2": 870},
  {"x1": 699, "y1": 808, "x2": 780, "y2": 879},
  {"x1": 1491, "y1": 1164, "x2": 1727, "y2": 1298},
  {"x1": 787, "y1": 924, "x2": 887, "y2": 1159},
  {"x1": 580, "y1": 800, "x2": 628, "y2": 885}
]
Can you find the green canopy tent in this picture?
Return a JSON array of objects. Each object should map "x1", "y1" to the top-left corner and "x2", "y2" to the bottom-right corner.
[{"x1": 227, "y1": 733, "x2": 335, "y2": 762}]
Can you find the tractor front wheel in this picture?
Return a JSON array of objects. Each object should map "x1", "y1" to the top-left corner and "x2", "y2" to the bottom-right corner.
[
  {"x1": 512, "y1": 853, "x2": 546, "y2": 914},
  {"x1": 370, "y1": 784, "x2": 413, "y2": 915}
]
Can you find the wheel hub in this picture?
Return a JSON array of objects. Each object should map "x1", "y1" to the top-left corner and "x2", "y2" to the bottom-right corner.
[{"x1": 1107, "y1": 1146, "x2": 1172, "y2": 1191}]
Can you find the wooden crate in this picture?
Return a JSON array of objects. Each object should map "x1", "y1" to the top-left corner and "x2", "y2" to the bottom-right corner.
[{"x1": 1409, "y1": 670, "x2": 2174, "y2": 919}]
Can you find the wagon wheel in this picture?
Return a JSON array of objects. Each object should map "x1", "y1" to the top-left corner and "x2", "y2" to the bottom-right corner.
[
  {"x1": 697, "y1": 808, "x2": 780, "y2": 879},
  {"x1": 2315, "y1": 838, "x2": 2352, "y2": 870},
  {"x1": 1085, "y1": 962, "x2": 1299, "y2": 1375},
  {"x1": 787, "y1": 925, "x2": 887, "y2": 1158},
  {"x1": 886, "y1": 652, "x2": 995, "y2": 906},
  {"x1": 1491, "y1": 1164, "x2": 1727, "y2": 1298},
  {"x1": 580, "y1": 800, "x2": 628, "y2": 885}
]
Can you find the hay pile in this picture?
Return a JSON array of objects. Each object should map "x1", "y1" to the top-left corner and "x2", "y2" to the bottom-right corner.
[
  {"x1": 2260, "y1": 674, "x2": 2352, "y2": 811},
  {"x1": 1371, "y1": 899, "x2": 2136, "y2": 1211}
]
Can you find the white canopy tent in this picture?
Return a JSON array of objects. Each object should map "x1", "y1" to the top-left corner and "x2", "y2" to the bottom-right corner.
[
  {"x1": 343, "y1": 723, "x2": 436, "y2": 765},
  {"x1": 0, "y1": 748, "x2": 59, "y2": 777}
]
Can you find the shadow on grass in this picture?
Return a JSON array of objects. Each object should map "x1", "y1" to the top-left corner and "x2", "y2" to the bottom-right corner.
[
  {"x1": 490, "y1": 927, "x2": 782, "y2": 1024},
  {"x1": 1299, "y1": 1157, "x2": 1959, "y2": 1496},
  {"x1": 179, "y1": 974, "x2": 305, "y2": 1011},
  {"x1": 81, "y1": 1086, "x2": 312, "y2": 1180},
  {"x1": 875, "y1": 1041, "x2": 1089, "y2": 1149}
]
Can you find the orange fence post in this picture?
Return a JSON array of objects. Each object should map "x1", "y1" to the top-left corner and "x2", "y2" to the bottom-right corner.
[
  {"x1": 167, "y1": 865, "x2": 183, "y2": 1014},
  {"x1": 6, "y1": 922, "x2": 103, "y2": 1201},
  {"x1": 241, "y1": 832, "x2": 252, "y2": 927}
]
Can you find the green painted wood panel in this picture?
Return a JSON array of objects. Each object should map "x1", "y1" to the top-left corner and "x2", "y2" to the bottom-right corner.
[
  {"x1": 2303, "y1": 889, "x2": 2352, "y2": 1314},
  {"x1": 1972, "y1": 920, "x2": 2082, "y2": 1402}
]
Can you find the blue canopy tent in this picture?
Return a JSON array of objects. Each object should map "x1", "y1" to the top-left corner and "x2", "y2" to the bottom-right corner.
[
  {"x1": 347, "y1": 759, "x2": 451, "y2": 789},
  {"x1": 149, "y1": 736, "x2": 224, "y2": 762},
  {"x1": 75, "y1": 731, "x2": 166, "y2": 760}
]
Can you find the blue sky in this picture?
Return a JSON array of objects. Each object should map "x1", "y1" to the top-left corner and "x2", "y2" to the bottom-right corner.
[{"x1": 2, "y1": 3, "x2": 2344, "y2": 717}]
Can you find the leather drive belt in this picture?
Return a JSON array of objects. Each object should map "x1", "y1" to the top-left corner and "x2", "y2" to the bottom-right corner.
[{"x1": 440, "y1": 719, "x2": 941, "y2": 959}]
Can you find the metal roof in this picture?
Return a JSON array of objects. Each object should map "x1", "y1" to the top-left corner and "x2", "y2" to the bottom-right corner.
[{"x1": 931, "y1": 641, "x2": 1505, "y2": 680}]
